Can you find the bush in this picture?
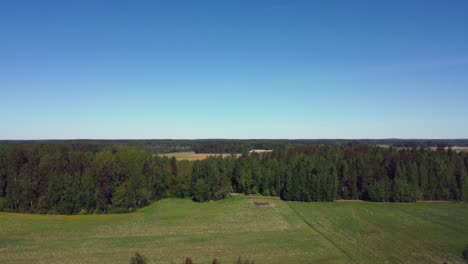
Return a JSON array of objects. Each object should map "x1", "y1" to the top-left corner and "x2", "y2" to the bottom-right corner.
[
  {"x1": 212, "y1": 258, "x2": 221, "y2": 264},
  {"x1": 184, "y1": 257, "x2": 193, "y2": 264},
  {"x1": 31, "y1": 207, "x2": 48, "y2": 214},
  {"x1": 130, "y1": 252, "x2": 147, "y2": 264},
  {"x1": 78, "y1": 209, "x2": 88, "y2": 215},
  {"x1": 108, "y1": 207, "x2": 131, "y2": 214},
  {"x1": 463, "y1": 245, "x2": 468, "y2": 262},
  {"x1": 36, "y1": 196, "x2": 48, "y2": 213}
]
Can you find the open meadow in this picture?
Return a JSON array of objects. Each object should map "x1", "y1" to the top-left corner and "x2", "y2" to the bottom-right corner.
[{"x1": 1, "y1": 195, "x2": 467, "y2": 263}]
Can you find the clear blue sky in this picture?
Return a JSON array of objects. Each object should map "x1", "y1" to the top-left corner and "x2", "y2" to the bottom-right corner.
[{"x1": 1, "y1": 0, "x2": 467, "y2": 139}]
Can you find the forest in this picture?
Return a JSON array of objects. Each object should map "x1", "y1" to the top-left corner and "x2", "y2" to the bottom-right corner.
[
  {"x1": 2, "y1": 139, "x2": 468, "y2": 154},
  {"x1": 0, "y1": 143, "x2": 467, "y2": 214}
]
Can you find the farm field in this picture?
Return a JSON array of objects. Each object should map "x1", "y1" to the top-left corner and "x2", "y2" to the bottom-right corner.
[
  {"x1": 1, "y1": 196, "x2": 467, "y2": 264},
  {"x1": 157, "y1": 150, "x2": 272, "y2": 161},
  {"x1": 429, "y1": 146, "x2": 468, "y2": 152},
  {"x1": 158, "y1": 151, "x2": 240, "y2": 161}
]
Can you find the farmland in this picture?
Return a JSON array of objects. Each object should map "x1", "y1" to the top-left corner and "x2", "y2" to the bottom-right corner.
[
  {"x1": 158, "y1": 151, "x2": 240, "y2": 161},
  {"x1": 158, "y1": 150, "x2": 272, "y2": 161},
  {"x1": 1, "y1": 195, "x2": 467, "y2": 264}
]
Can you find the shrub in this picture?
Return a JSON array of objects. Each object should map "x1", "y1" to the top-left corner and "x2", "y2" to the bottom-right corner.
[
  {"x1": 212, "y1": 258, "x2": 221, "y2": 264},
  {"x1": 130, "y1": 252, "x2": 147, "y2": 264},
  {"x1": 78, "y1": 209, "x2": 88, "y2": 215},
  {"x1": 184, "y1": 257, "x2": 194, "y2": 264},
  {"x1": 108, "y1": 207, "x2": 130, "y2": 214},
  {"x1": 33, "y1": 208, "x2": 48, "y2": 214},
  {"x1": 462, "y1": 245, "x2": 468, "y2": 262}
]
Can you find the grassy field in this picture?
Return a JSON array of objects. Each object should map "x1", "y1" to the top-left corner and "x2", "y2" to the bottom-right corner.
[{"x1": 1, "y1": 196, "x2": 467, "y2": 264}]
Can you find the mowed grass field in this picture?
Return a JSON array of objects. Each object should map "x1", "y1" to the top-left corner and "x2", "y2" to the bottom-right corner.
[{"x1": 1, "y1": 196, "x2": 467, "y2": 264}]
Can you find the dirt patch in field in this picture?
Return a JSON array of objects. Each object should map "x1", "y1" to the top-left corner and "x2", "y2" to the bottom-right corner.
[{"x1": 254, "y1": 202, "x2": 275, "y2": 207}]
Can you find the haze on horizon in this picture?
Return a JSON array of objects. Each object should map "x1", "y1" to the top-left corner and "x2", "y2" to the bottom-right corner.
[{"x1": 1, "y1": 1, "x2": 468, "y2": 140}]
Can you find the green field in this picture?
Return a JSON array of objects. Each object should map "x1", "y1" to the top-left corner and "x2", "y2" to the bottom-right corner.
[{"x1": 1, "y1": 196, "x2": 467, "y2": 264}]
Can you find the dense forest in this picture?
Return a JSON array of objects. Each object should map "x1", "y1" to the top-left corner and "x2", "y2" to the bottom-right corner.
[{"x1": 0, "y1": 143, "x2": 467, "y2": 214}]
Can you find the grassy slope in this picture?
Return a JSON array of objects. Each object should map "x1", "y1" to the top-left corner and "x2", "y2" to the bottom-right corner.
[
  {"x1": 0, "y1": 196, "x2": 467, "y2": 264},
  {"x1": 288, "y1": 201, "x2": 468, "y2": 264}
]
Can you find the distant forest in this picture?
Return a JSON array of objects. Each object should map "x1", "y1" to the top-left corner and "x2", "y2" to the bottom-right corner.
[
  {"x1": 2, "y1": 138, "x2": 468, "y2": 154},
  {"x1": 0, "y1": 140, "x2": 467, "y2": 214}
]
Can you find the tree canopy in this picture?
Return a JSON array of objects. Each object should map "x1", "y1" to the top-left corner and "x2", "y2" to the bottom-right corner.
[{"x1": 0, "y1": 143, "x2": 467, "y2": 214}]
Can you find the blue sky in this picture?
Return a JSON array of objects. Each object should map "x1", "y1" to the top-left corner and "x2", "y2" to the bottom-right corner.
[{"x1": 1, "y1": 0, "x2": 467, "y2": 139}]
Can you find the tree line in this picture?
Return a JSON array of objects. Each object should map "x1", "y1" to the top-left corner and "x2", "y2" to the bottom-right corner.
[
  {"x1": 0, "y1": 144, "x2": 467, "y2": 214},
  {"x1": 3, "y1": 139, "x2": 468, "y2": 154}
]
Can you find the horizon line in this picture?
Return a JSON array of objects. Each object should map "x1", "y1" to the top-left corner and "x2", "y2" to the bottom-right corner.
[{"x1": 1, "y1": 138, "x2": 468, "y2": 141}]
